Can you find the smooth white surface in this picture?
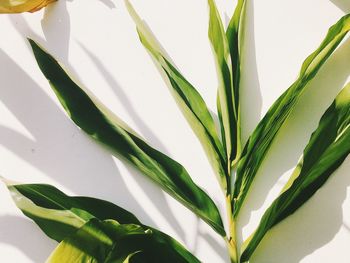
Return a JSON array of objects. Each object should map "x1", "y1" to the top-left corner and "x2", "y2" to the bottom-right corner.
[{"x1": 0, "y1": 0, "x2": 349, "y2": 262}]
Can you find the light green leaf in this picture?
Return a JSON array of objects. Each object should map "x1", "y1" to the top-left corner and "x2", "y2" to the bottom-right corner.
[
  {"x1": 3, "y1": 182, "x2": 200, "y2": 262},
  {"x1": 28, "y1": 39, "x2": 225, "y2": 237},
  {"x1": 240, "y1": 83, "x2": 350, "y2": 262},
  {"x1": 2, "y1": 182, "x2": 140, "y2": 242},
  {"x1": 47, "y1": 218, "x2": 197, "y2": 263},
  {"x1": 208, "y1": 0, "x2": 237, "y2": 166},
  {"x1": 124, "y1": 0, "x2": 227, "y2": 192},
  {"x1": 233, "y1": 13, "x2": 350, "y2": 216}
]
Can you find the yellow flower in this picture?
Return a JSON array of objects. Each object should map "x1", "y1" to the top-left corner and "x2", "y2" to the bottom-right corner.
[{"x1": 0, "y1": 0, "x2": 57, "y2": 13}]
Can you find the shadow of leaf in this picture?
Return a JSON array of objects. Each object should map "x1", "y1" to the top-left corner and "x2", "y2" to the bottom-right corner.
[
  {"x1": 237, "y1": 36, "x2": 350, "y2": 242},
  {"x1": 250, "y1": 158, "x2": 350, "y2": 263},
  {"x1": 0, "y1": 216, "x2": 56, "y2": 262},
  {"x1": 0, "y1": 47, "x2": 159, "y2": 237},
  {"x1": 330, "y1": 0, "x2": 350, "y2": 12},
  {"x1": 239, "y1": 0, "x2": 262, "y2": 145}
]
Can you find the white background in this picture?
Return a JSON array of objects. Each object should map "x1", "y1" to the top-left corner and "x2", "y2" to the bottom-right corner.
[{"x1": 0, "y1": 0, "x2": 349, "y2": 262}]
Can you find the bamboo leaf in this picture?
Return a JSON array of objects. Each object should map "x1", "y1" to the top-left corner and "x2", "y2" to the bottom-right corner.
[
  {"x1": 240, "y1": 83, "x2": 350, "y2": 262},
  {"x1": 2, "y1": 181, "x2": 200, "y2": 263},
  {"x1": 125, "y1": 0, "x2": 227, "y2": 192},
  {"x1": 28, "y1": 39, "x2": 225, "y2": 237},
  {"x1": 233, "y1": 13, "x2": 350, "y2": 216},
  {"x1": 208, "y1": 0, "x2": 237, "y2": 165}
]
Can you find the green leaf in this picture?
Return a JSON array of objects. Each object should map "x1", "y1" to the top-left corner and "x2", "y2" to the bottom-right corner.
[
  {"x1": 47, "y1": 219, "x2": 198, "y2": 263},
  {"x1": 28, "y1": 39, "x2": 225, "y2": 237},
  {"x1": 124, "y1": 0, "x2": 227, "y2": 192},
  {"x1": 225, "y1": 0, "x2": 247, "y2": 165},
  {"x1": 208, "y1": 0, "x2": 237, "y2": 166},
  {"x1": 1, "y1": 182, "x2": 140, "y2": 242},
  {"x1": 240, "y1": 83, "x2": 350, "y2": 262},
  {"x1": 233, "y1": 13, "x2": 350, "y2": 216},
  {"x1": 3, "y1": 182, "x2": 200, "y2": 262}
]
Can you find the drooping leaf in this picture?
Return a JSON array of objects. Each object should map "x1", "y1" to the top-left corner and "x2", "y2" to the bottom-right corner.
[
  {"x1": 0, "y1": 0, "x2": 56, "y2": 13},
  {"x1": 124, "y1": 0, "x2": 227, "y2": 192},
  {"x1": 2, "y1": 181, "x2": 200, "y2": 262},
  {"x1": 208, "y1": 0, "x2": 237, "y2": 166},
  {"x1": 28, "y1": 39, "x2": 225, "y2": 237},
  {"x1": 1, "y1": 181, "x2": 140, "y2": 241},
  {"x1": 233, "y1": 13, "x2": 350, "y2": 216},
  {"x1": 240, "y1": 83, "x2": 350, "y2": 262}
]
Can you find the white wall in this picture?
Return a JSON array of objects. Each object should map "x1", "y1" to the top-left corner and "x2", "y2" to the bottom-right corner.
[{"x1": 0, "y1": 0, "x2": 349, "y2": 262}]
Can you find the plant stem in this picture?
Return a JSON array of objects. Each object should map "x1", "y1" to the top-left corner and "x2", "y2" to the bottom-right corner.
[{"x1": 226, "y1": 194, "x2": 238, "y2": 263}]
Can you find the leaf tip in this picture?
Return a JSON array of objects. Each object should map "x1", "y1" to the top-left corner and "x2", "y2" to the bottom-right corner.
[{"x1": 0, "y1": 176, "x2": 18, "y2": 186}]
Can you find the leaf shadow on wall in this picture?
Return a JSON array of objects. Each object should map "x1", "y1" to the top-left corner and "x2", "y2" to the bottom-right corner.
[
  {"x1": 250, "y1": 159, "x2": 350, "y2": 263},
  {"x1": 330, "y1": 0, "x2": 350, "y2": 12},
  {"x1": 238, "y1": 0, "x2": 262, "y2": 145},
  {"x1": 0, "y1": 216, "x2": 56, "y2": 262},
  {"x1": 236, "y1": 35, "x2": 350, "y2": 263},
  {"x1": 0, "y1": 47, "x2": 163, "y2": 263},
  {"x1": 344, "y1": 223, "x2": 350, "y2": 232}
]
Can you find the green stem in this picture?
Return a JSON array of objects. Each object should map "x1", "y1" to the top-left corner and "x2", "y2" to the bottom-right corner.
[{"x1": 226, "y1": 194, "x2": 238, "y2": 263}]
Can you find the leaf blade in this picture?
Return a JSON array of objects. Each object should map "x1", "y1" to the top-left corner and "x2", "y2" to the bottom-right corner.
[
  {"x1": 28, "y1": 39, "x2": 225, "y2": 236},
  {"x1": 233, "y1": 14, "x2": 350, "y2": 216},
  {"x1": 47, "y1": 219, "x2": 199, "y2": 263},
  {"x1": 208, "y1": 0, "x2": 237, "y2": 165},
  {"x1": 240, "y1": 83, "x2": 350, "y2": 261},
  {"x1": 124, "y1": 0, "x2": 227, "y2": 191},
  {"x1": 3, "y1": 182, "x2": 200, "y2": 263},
  {"x1": 225, "y1": 0, "x2": 247, "y2": 165}
]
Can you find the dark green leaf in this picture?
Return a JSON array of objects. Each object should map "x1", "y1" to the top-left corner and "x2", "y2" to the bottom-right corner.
[
  {"x1": 3, "y1": 182, "x2": 200, "y2": 262},
  {"x1": 125, "y1": 0, "x2": 227, "y2": 192},
  {"x1": 2, "y1": 182, "x2": 140, "y2": 241},
  {"x1": 240, "y1": 83, "x2": 350, "y2": 261},
  {"x1": 28, "y1": 39, "x2": 225, "y2": 236},
  {"x1": 225, "y1": 0, "x2": 247, "y2": 165},
  {"x1": 233, "y1": 14, "x2": 350, "y2": 216}
]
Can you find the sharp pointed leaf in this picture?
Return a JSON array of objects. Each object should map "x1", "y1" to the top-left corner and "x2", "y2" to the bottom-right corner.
[
  {"x1": 225, "y1": 0, "x2": 247, "y2": 165},
  {"x1": 125, "y1": 0, "x2": 227, "y2": 192},
  {"x1": 208, "y1": 0, "x2": 237, "y2": 165},
  {"x1": 233, "y1": 14, "x2": 350, "y2": 216},
  {"x1": 240, "y1": 83, "x2": 350, "y2": 261},
  {"x1": 28, "y1": 39, "x2": 225, "y2": 236}
]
